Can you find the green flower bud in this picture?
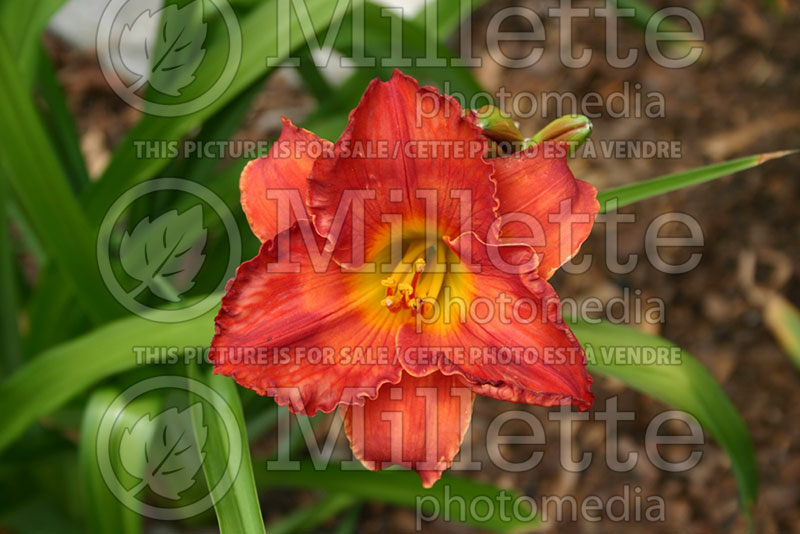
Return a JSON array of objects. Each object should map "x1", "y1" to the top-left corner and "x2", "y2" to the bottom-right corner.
[
  {"x1": 526, "y1": 114, "x2": 593, "y2": 152},
  {"x1": 472, "y1": 105, "x2": 524, "y2": 143}
]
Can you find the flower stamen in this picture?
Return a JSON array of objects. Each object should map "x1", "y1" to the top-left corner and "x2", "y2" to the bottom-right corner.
[
  {"x1": 381, "y1": 276, "x2": 397, "y2": 298},
  {"x1": 380, "y1": 242, "x2": 448, "y2": 313}
]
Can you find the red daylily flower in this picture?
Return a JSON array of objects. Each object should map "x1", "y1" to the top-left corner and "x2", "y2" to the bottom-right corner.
[{"x1": 210, "y1": 70, "x2": 598, "y2": 487}]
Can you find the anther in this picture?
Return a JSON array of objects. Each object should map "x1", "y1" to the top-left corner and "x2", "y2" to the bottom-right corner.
[{"x1": 397, "y1": 283, "x2": 413, "y2": 294}]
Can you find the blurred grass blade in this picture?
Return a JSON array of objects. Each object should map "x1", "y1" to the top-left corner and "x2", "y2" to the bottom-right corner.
[
  {"x1": 0, "y1": 35, "x2": 120, "y2": 323},
  {"x1": 188, "y1": 366, "x2": 266, "y2": 534},
  {"x1": 571, "y1": 320, "x2": 758, "y2": 517},
  {"x1": 244, "y1": 403, "x2": 279, "y2": 445},
  {"x1": 85, "y1": 0, "x2": 353, "y2": 224},
  {"x1": 0, "y1": 499, "x2": 84, "y2": 534},
  {"x1": 79, "y1": 388, "x2": 158, "y2": 534},
  {"x1": 411, "y1": 0, "x2": 491, "y2": 40},
  {"x1": 0, "y1": 183, "x2": 23, "y2": 373},
  {"x1": 0, "y1": 0, "x2": 64, "y2": 85},
  {"x1": 34, "y1": 44, "x2": 91, "y2": 192},
  {"x1": 257, "y1": 462, "x2": 540, "y2": 533},
  {"x1": 179, "y1": 79, "x2": 266, "y2": 185},
  {"x1": 6, "y1": 201, "x2": 47, "y2": 266},
  {"x1": 23, "y1": 265, "x2": 89, "y2": 355},
  {"x1": 334, "y1": 503, "x2": 361, "y2": 534},
  {"x1": 597, "y1": 150, "x2": 797, "y2": 212},
  {"x1": 764, "y1": 294, "x2": 800, "y2": 370},
  {"x1": 0, "y1": 304, "x2": 219, "y2": 454},
  {"x1": 295, "y1": 44, "x2": 335, "y2": 102},
  {"x1": 307, "y1": 1, "x2": 486, "y2": 131},
  {"x1": 266, "y1": 494, "x2": 355, "y2": 534}
]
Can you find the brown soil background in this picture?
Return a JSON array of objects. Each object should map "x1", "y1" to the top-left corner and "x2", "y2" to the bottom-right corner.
[{"x1": 50, "y1": 0, "x2": 799, "y2": 532}]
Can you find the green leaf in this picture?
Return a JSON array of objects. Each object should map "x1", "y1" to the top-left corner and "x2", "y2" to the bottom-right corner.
[
  {"x1": 308, "y1": 2, "x2": 486, "y2": 127},
  {"x1": 257, "y1": 462, "x2": 540, "y2": 533},
  {"x1": 84, "y1": 0, "x2": 354, "y2": 225},
  {"x1": 34, "y1": 44, "x2": 91, "y2": 193},
  {"x1": 23, "y1": 264, "x2": 90, "y2": 355},
  {"x1": 0, "y1": 304, "x2": 218, "y2": 454},
  {"x1": 597, "y1": 150, "x2": 797, "y2": 212},
  {"x1": 0, "y1": 498, "x2": 83, "y2": 534},
  {"x1": 6, "y1": 201, "x2": 46, "y2": 267},
  {"x1": 125, "y1": 2, "x2": 208, "y2": 97},
  {"x1": 119, "y1": 205, "x2": 208, "y2": 303},
  {"x1": 764, "y1": 294, "x2": 800, "y2": 370},
  {"x1": 179, "y1": 78, "x2": 266, "y2": 185},
  {"x1": 334, "y1": 503, "x2": 361, "y2": 534},
  {"x1": 120, "y1": 404, "x2": 206, "y2": 500},
  {"x1": 79, "y1": 388, "x2": 156, "y2": 534},
  {"x1": 571, "y1": 320, "x2": 758, "y2": 517},
  {"x1": 295, "y1": 44, "x2": 335, "y2": 102},
  {"x1": 0, "y1": 0, "x2": 64, "y2": 85},
  {"x1": 0, "y1": 34, "x2": 121, "y2": 323},
  {"x1": 0, "y1": 181, "x2": 23, "y2": 373},
  {"x1": 411, "y1": 0, "x2": 491, "y2": 40},
  {"x1": 188, "y1": 365, "x2": 266, "y2": 534},
  {"x1": 266, "y1": 493, "x2": 355, "y2": 534}
]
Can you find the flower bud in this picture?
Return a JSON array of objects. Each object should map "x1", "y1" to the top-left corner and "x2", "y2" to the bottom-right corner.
[
  {"x1": 472, "y1": 105, "x2": 524, "y2": 143},
  {"x1": 526, "y1": 114, "x2": 593, "y2": 151}
]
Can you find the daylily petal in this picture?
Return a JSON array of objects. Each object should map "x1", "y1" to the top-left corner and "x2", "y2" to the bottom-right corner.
[
  {"x1": 307, "y1": 70, "x2": 498, "y2": 265},
  {"x1": 343, "y1": 371, "x2": 474, "y2": 488},
  {"x1": 241, "y1": 118, "x2": 332, "y2": 242},
  {"x1": 397, "y1": 233, "x2": 593, "y2": 410},
  {"x1": 210, "y1": 221, "x2": 403, "y2": 415},
  {"x1": 492, "y1": 143, "x2": 599, "y2": 279}
]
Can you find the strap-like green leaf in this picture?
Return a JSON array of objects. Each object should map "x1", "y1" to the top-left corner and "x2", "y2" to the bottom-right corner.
[
  {"x1": 411, "y1": 0, "x2": 491, "y2": 38},
  {"x1": 257, "y1": 462, "x2": 541, "y2": 533},
  {"x1": 597, "y1": 150, "x2": 797, "y2": 212},
  {"x1": 0, "y1": 35, "x2": 121, "y2": 323},
  {"x1": 266, "y1": 494, "x2": 356, "y2": 534},
  {"x1": 34, "y1": 44, "x2": 91, "y2": 193},
  {"x1": 0, "y1": 0, "x2": 65, "y2": 84},
  {"x1": 79, "y1": 388, "x2": 158, "y2": 534},
  {"x1": 188, "y1": 365, "x2": 266, "y2": 534},
  {"x1": 0, "y1": 306, "x2": 218, "y2": 454},
  {"x1": 571, "y1": 320, "x2": 758, "y2": 518},
  {"x1": 83, "y1": 0, "x2": 354, "y2": 224},
  {"x1": 764, "y1": 294, "x2": 800, "y2": 370},
  {"x1": 306, "y1": 2, "x2": 486, "y2": 132},
  {"x1": 0, "y1": 179, "x2": 23, "y2": 373}
]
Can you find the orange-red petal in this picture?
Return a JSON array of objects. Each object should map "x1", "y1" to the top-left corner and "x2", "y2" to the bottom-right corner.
[
  {"x1": 209, "y1": 222, "x2": 403, "y2": 415},
  {"x1": 343, "y1": 371, "x2": 474, "y2": 487},
  {"x1": 307, "y1": 70, "x2": 497, "y2": 265},
  {"x1": 492, "y1": 143, "x2": 598, "y2": 279},
  {"x1": 240, "y1": 118, "x2": 332, "y2": 242},
  {"x1": 397, "y1": 233, "x2": 593, "y2": 410}
]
